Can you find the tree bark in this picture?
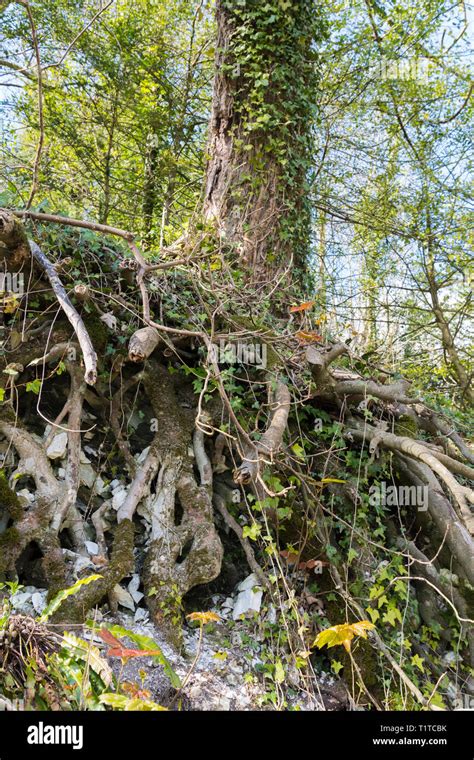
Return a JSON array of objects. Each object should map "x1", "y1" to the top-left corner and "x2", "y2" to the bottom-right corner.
[{"x1": 203, "y1": 0, "x2": 322, "y2": 279}]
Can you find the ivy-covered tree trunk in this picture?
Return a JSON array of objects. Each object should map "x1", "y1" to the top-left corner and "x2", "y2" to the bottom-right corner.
[{"x1": 203, "y1": 0, "x2": 325, "y2": 278}]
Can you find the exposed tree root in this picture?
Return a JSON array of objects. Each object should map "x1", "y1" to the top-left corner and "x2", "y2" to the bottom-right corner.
[{"x1": 0, "y1": 212, "x2": 472, "y2": 706}]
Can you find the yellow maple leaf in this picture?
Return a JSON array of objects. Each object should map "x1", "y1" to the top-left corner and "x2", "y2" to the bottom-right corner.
[
  {"x1": 312, "y1": 620, "x2": 375, "y2": 653},
  {"x1": 186, "y1": 611, "x2": 220, "y2": 625},
  {"x1": 1, "y1": 295, "x2": 19, "y2": 314}
]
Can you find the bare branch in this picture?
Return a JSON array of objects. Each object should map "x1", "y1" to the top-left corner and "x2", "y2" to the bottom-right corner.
[{"x1": 29, "y1": 240, "x2": 98, "y2": 384}]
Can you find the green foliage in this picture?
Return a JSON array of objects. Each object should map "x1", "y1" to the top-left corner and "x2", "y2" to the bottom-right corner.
[
  {"x1": 39, "y1": 575, "x2": 103, "y2": 622},
  {"x1": 99, "y1": 623, "x2": 181, "y2": 688},
  {"x1": 218, "y1": 0, "x2": 327, "y2": 271}
]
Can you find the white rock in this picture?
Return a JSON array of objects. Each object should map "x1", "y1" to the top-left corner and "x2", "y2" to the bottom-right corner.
[
  {"x1": 442, "y1": 651, "x2": 457, "y2": 666},
  {"x1": 136, "y1": 446, "x2": 150, "y2": 465},
  {"x1": 222, "y1": 597, "x2": 234, "y2": 610},
  {"x1": 31, "y1": 592, "x2": 47, "y2": 614},
  {"x1": 11, "y1": 592, "x2": 32, "y2": 610},
  {"x1": 58, "y1": 468, "x2": 66, "y2": 479},
  {"x1": 266, "y1": 605, "x2": 277, "y2": 625},
  {"x1": 16, "y1": 488, "x2": 34, "y2": 505},
  {"x1": 127, "y1": 574, "x2": 144, "y2": 603},
  {"x1": 232, "y1": 574, "x2": 263, "y2": 620},
  {"x1": 237, "y1": 573, "x2": 260, "y2": 592},
  {"x1": 85, "y1": 541, "x2": 99, "y2": 556},
  {"x1": 94, "y1": 477, "x2": 108, "y2": 495},
  {"x1": 80, "y1": 464, "x2": 96, "y2": 489},
  {"x1": 80, "y1": 450, "x2": 91, "y2": 464},
  {"x1": 134, "y1": 608, "x2": 149, "y2": 623},
  {"x1": 100, "y1": 312, "x2": 117, "y2": 331},
  {"x1": 113, "y1": 584, "x2": 135, "y2": 611},
  {"x1": 112, "y1": 488, "x2": 127, "y2": 510},
  {"x1": 110, "y1": 479, "x2": 121, "y2": 491},
  {"x1": 74, "y1": 556, "x2": 95, "y2": 576},
  {"x1": 46, "y1": 432, "x2": 68, "y2": 460}
]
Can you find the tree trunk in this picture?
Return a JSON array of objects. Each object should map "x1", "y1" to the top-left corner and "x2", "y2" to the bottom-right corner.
[{"x1": 203, "y1": 0, "x2": 324, "y2": 279}]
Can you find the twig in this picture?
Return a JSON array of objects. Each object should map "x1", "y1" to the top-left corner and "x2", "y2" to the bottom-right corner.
[
  {"x1": 23, "y1": 0, "x2": 44, "y2": 209},
  {"x1": 213, "y1": 493, "x2": 269, "y2": 589},
  {"x1": 43, "y1": 0, "x2": 115, "y2": 71},
  {"x1": 29, "y1": 240, "x2": 98, "y2": 384}
]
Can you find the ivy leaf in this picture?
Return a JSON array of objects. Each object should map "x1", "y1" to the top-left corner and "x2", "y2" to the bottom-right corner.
[
  {"x1": 411, "y1": 654, "x2": 425, "y2": 672},
  {"x1": 347, "y1": 548, "x2": 358, "y2": 565},
  {"x1": 26, "y1": 379, "x2": 42, "y2": 395},
  {"x1": 274, "y1": 659, "x2": 285, "y2": 684},
  {"x1": 243, "y1": 522, "x2": 261, "y2": 540},
  {"x1": 291, "y1": 443, "x2": 305, "y2": 459},
  {"x1": 366, "y1": 606, "x2": 380, "y2": 624},
  {"x1": 382, "y1": 607, "x2": 403, "y2": 627}
]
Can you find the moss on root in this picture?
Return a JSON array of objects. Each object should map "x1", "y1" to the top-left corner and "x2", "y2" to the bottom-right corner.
[
  {"x1": 83, "y1": 310, "x2": 109, "y2": 352},
  {"x1": 394, "y1": 414, "x2": 419, "y2": 438},
  {"x1": 51, "y1": 519, "x2": 135, "y2": 623},
  {"x1": 0, "y1": 526, "x2": 22, "y2": 575},
  {"x1": 0, "y1": 472, "x2": 23, "y2": 521},
  {"x1": 41, "y1": 536, "x2": 68, "y2": 598}
]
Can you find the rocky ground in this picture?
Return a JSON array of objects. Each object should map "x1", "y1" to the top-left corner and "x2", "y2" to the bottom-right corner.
[{"x1": 6, "y1": 575, "x2": 346, "y2": 711}]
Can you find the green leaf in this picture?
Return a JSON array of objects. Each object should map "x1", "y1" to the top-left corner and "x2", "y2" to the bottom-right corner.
[
  {"x1": 62, "y1": 632, "x2": 113, "y2": 686},
  {"x1": 99, "y1": 693, "x2": 167, "y2": 711},
  {"x1": 39, "y1": 574, "x2": 102, "y2": 622},
  {"x1": 366, "y1": 606, "x2": 380, "y2": 624},
  {"x1": 382, "y1": 607, "x2": 403, "y2": 627},
  {"x1": 243, "y1": 522, "x2": 261, "y2": 540},
  {"x1": 347, "y1": 548, "x2": 358, "y2": 565},
  {"x1": 274, "y1": 659, "x2": 285, "y2": 684},
  {"x1": 26, "y1": 379, "x2": 42, "y2": 395},
  {"x1": 411, "y1": 654, "x2": 424, "y2": 672},
  {"x1": 291, "y1": 443, "x2": 305, "y2": 459}
]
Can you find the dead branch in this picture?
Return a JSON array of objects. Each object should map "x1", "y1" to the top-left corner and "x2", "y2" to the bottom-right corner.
[
  {"x1": 117, "y1": 444, "x2": 161, "y2": 523},
  {"x1": 396, "y1": 454, "x2": 474, "y2": 586},
  {"x1": 234, "y1": 379, "x2": 291, "y2": 484},
  {"x1": 128, "y1": 326, "x2": 161, "y2": 362},
  {"x1": 29, "y1": 240, "x2": 98, "y2": 384},
  {"x1": 213, "y1": 492, "x2": 269, "y2": 588},
  {"x1": 347, "y1": 423, "x2": 474, "y2": 533}
]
